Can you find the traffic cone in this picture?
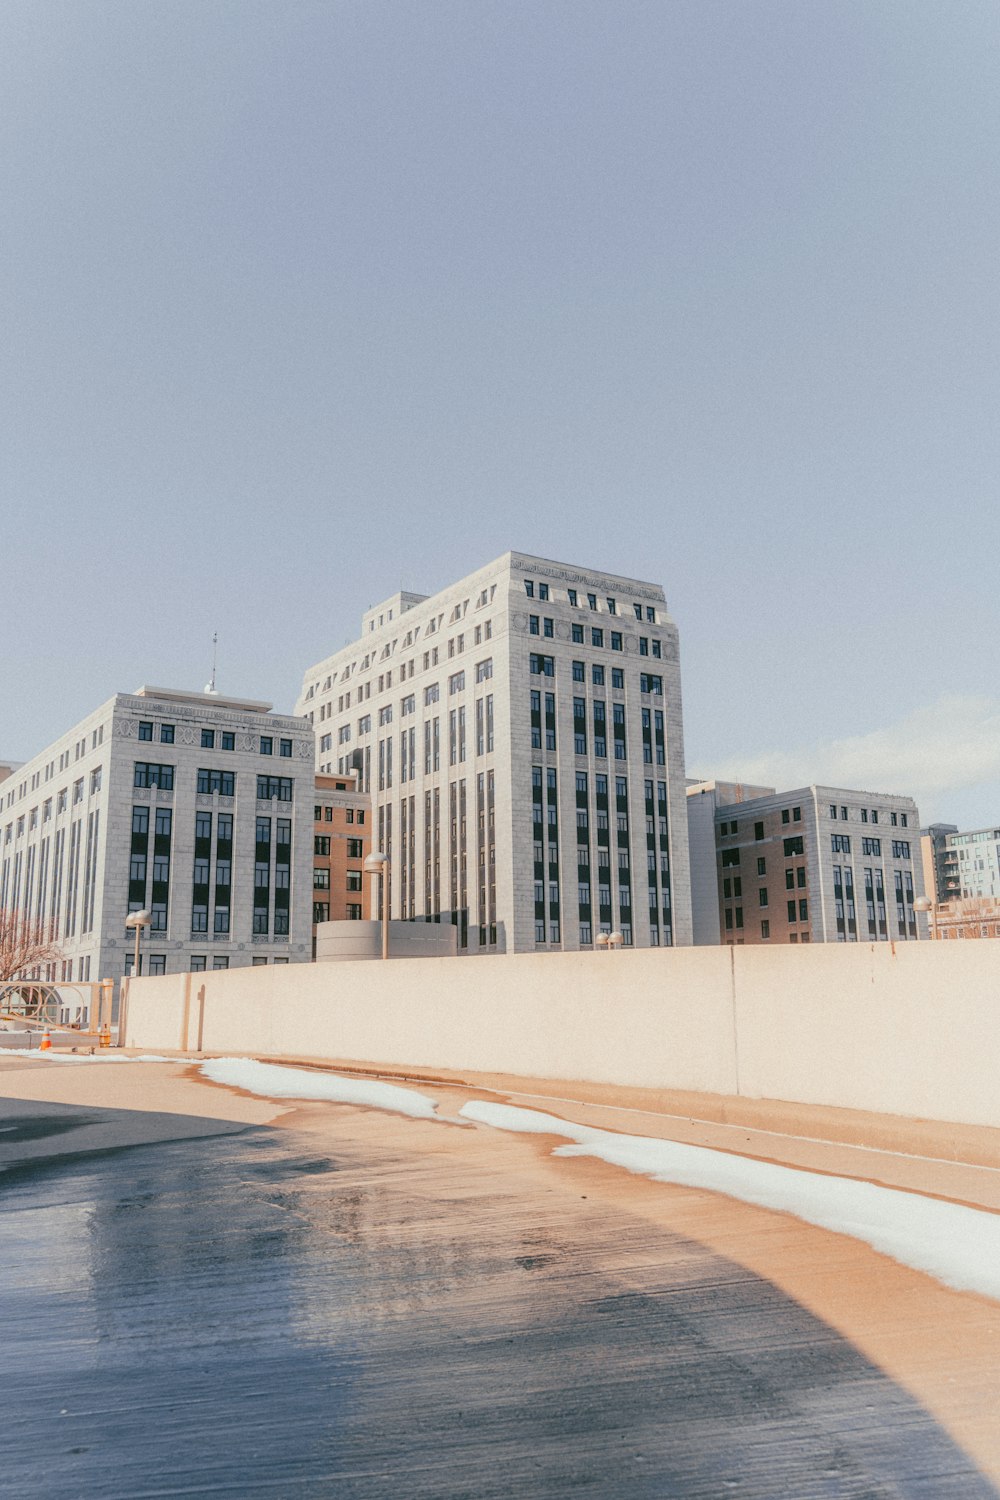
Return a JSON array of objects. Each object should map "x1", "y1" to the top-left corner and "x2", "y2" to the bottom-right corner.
[{"x1": 39, "y1": 1029, "x2": 52, "y2": 1052}]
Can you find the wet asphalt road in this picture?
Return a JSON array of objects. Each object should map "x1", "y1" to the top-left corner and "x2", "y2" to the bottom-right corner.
[{"x1": 1, "y1": 1096, "x2": 995, "y2": 1499}]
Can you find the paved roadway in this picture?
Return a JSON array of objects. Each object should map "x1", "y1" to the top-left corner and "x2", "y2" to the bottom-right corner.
[{"x1": 1, "y1": 1069, "x2": 997, "y2": 1499}]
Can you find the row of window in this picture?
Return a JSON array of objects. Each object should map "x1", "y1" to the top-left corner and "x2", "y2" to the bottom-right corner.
[
  {"x1": 132, "y1": 763, "x2": 295, "y2": 801},
  {"x1": 523, "y1": 579, "x2": 658, "y2": 625},
  {"x1": 3, "y1": 768, "x2": 104, "y2": 841},
  {"x1": 137, "y1": 722, "x2": 295, "y2": 757}
]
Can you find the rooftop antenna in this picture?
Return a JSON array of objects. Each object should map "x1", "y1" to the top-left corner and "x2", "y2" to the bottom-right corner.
[{"x1": 204, "y1": 632, "x2": 219, "y2": 696}]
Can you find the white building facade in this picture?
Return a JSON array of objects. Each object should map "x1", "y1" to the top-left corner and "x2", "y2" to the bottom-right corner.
[
  {"x1": 0, "y1": 687, "x2": 315, "y2": 983},
  {"x1": 296, "y1": 551, "x2": 693, "y2": 954}
]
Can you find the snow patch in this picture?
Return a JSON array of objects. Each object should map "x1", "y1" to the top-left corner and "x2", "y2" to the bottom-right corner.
[
  {"x1": 12, "y1": 1050, "x2": 173, "y2": 1064},
  {"x1": 200, "y1": 1057, "x2": 441, "y2": 1119},
  {"x1": 459, "y1": 1100, "x2": 1000, "y2": 1304}
]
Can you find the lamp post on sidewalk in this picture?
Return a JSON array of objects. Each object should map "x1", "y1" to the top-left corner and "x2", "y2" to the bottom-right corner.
[
  {"x1": 124, "y1": 908, "x2": 151, "y2": 976},
  {"x1": 364, "y1": 853, "x2": 390, "y2": 960},
  {"x1": 913, "y1": 895, "x2": 938, "y2": 941}
]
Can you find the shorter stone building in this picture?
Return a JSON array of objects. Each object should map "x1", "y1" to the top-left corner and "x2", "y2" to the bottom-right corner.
[
  {"x1": 311, "y1": 772, "x2": 371, "y2": 950},
  {"x1": 0, "y1": 686, "x2": 315, "y2": 984},
  {"x1": 687, "y1": 781, "x2": 925, "y2": 944}
]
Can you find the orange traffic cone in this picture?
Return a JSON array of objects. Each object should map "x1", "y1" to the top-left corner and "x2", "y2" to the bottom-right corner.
[{"x1": 39, "y1": 1029, "x2": 52, "y2": 1052}]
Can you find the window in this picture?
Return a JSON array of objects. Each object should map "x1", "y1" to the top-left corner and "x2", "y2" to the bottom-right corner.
[
  {"x1": 134, "y1": 763, "x2": 174, "y2": 790},
  {"x1": 424, "y1": 683, "x2": 440, "y2": 705},
  {"x1": 862, "y1": 837, "x2": 881, "y2": 857},
  {"x1": 756, "y1": 857, "x2": 766, "y2": 875},
  {"x1": 760, "y1": 920, "x2": 770, "y2": 939},
  {"x1": 529, "y1": 655, "x2": 554, "y2": 677},
  {"x1": 831, "y1": 834, "x2": 851, "y2": 854},
  {"x1": 572, "y1": 660, "x2": 585, "y2": 682},
  {"x1": 314, "y1": 835, "x2": 330, "y2": 856},
  {"x1": 347, "y1": 837, "x2": 364, "y2": 858},
  {"x1": 754, "y1": 821, "x2": 764, "y2": 840},
  {"x1": 257, "y1": 775, "x2": 293, "y2": 800},
  {"x1": 759, "y1": 888, "x2": 768, "y2": 907},
  {"x1": 197, "y1": 768, "x2": 236, "y2": 796},
  {"x1": 587, "y1": 593, "x2": 597, "y2": 610},
  {"x1": 212, "y1": 956, "x2": 229, "y2": 970},
  {"x1": 138, "y1": 721, "x2": 153, "y2": 741},
  {"x1": 279, "y1": 739, "x2": 293, "y2": 758},
  {"x1": 783, "y1": 836, "x2": 804, "y2": 857},
  {"x1": 449, "y1": 671, "x2": 465, "y2": 693},
  {"x1": 799, "y1": 899, "x2": 808, "y2": 922},
  {"x1": 792, "y1": 806, "x2": 801, "y2": 822},
  {"x1": 313, "y1": 902, "x2": 330, "y2": 924},
  {"x1": 346, "y1": 871, "x2": 363, "y2": 891},
  {"x1": 542, "y1": 618, "x2": 554, "y2": 638},
  {"x1": 787, "y1": 900, "x2": 797, "y2": 922},
  {"x1": 610, "y1": 632, "x2": 622, "y2": 652},
  {"x1": 571, "y1": 623, "x2": 584, "y2": 644},
  {"x1": 529, "y1": 614, "x2": 540, "y2": 636},
  {"x1": 592, "y1": 664, "x2": 604, "y2": 686},
  {"x1": 538, "y1": 583, "x2": 549, "y2": 601},
  {"x1": 611, "y1": 668, "x2": 624, "y2": 690},
  {"x1": 785, "y1": 869, "x2": 795, "y2": 890},
  {"x1": 524, "y1": 580, "x2": 534, "y2": 597},
  {"x1": 190, "y1": 956, "x2": 207, "y2": 972},
  {"x1": 591, "y1": 628, "x2": 604, "y2": 648},
  {"x1": 160, "y1": 724, "x2": 175, "y2": 744},
  {"x1": 201, "y1": 729, "x2": 215, "y2": 749},
  {"x1": 314, "y1": 867, "x2": 331, "y2": 890},
  {"x1": 781, "y1": 809, "x2": 790, "y2": 825},
  {"x1": 221, "y1": 732, "x2": 235, "y2": 751}
]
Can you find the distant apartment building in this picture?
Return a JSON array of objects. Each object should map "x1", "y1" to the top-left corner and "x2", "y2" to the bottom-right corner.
[
  {"x1": 0, "y1": 687, "x2": 315, "y2": 983},
  {"x1": 296, "y1": 551, "x2": 693, "y2": 953},
  {"x1": 921, "y1": 823, "x2": 1000, "y2": 905},
  {"x1": 311, "y1": 771, "x2": 371, "y2": 945},
  {"x1": 687, "y1": 781, "x2": 925, "y2": 944}
]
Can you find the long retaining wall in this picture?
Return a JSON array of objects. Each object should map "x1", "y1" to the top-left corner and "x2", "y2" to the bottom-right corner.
[{"x1": 125, "y1": 942, "x2": 1000, "y2": 1130}]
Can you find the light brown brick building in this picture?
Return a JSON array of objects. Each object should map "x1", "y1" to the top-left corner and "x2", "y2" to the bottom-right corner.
[{"x1": 312, "y1": 772, "x2": 370, "y2": 953}]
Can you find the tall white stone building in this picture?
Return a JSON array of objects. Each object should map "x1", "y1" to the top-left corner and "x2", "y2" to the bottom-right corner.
[
  {"x1": 0, "y1": 687, "x2": 315, "y2": 983},
  {"x1": 296, "y1": 551, "x2": 693, "y2": 953}
]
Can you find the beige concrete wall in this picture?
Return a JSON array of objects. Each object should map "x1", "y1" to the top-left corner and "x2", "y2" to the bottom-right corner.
[{"x1": 126, "y1": 941, "x2": 1000, "y2": 1128}]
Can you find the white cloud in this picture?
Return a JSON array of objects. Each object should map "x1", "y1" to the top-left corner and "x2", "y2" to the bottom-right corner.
[{"x1": 694, "y1": 695, "x2": 1000, "y2": 825}]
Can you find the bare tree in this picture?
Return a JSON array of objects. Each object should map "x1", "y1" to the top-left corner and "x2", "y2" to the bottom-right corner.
[
  {"x1": 0, "y1": 909, "x2": 62, "y2": 982},
  {"x1": 936, "y1": 896, "x2": 1000, "y2": 940}
]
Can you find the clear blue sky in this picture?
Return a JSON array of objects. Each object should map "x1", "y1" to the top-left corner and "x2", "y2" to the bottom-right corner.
[{"x1": 3, "y1": 1, "x2": 997, "y2": 825}]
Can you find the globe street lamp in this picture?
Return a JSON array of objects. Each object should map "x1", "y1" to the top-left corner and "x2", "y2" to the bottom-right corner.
[
  {"x1": 364, "y1": 853, "x2": 390, "y2": 960},
  {"x1": 913, "y1": 895, "x2": 938, "y2": 941},
  {"x1": 124, "y1": 908, "x2": 151, "y2": 977}
]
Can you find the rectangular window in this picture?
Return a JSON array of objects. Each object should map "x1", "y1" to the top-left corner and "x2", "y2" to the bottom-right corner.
[
  {"x1": 756, "y1": 857, "x2": 766, "y2": 875},
  {"x1": 279, "y1": 739, "x2": 292, "y2": 758},
  {"x1": 572, "y1": 623, "x2": 584, "y2": 644},
  {"x1": 201, "y1": 729, "x2": 215, "y2": 748},
  {"x1": 138, "y1": 722, "x2": 153, "y2": 741},
  {"x1": 783, "y1": 836, "x2": 804, "y2": 857},
  {"x1": 591, "y1": 628, "x2": 604, "y2": 648},
  {"x1": 260, "y1": 736, "x2": 273, "y2": 755},
  {"x1": 134, "y1": 762, "x2": 174, "y2": 790},
  {"x1": 197, "y1": 768, "x2": 236, "y2": 797}
]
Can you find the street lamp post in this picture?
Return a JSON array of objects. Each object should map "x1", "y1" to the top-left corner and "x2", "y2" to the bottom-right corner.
[
  {"x1": 913, "y1": 895, "x2": 938, "y2": 941},
  {"x1": 596, "y1": 930, "x2": 624, "y2": 954},
  {"x1": 124, "y1": 908, "x2": 152, "y2": 976},
  {"x1": 364, "y1": 853, "x2": 390, "y2": 960}
]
